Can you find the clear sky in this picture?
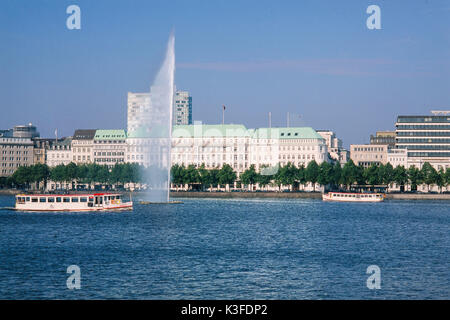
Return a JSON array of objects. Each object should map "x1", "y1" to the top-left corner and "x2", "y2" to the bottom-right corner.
[{"x1": 1, "y1": 0, "x2": 449, "y2": 147}]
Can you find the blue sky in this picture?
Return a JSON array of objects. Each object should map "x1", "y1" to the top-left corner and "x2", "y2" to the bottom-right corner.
[{"x1": 0, "y1": 0, "x2": 449, "y2": 146}]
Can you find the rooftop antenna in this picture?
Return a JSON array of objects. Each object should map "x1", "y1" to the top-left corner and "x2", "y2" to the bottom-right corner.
[
  {"x1": 222, "y1": 105, "x2": 225, "y2": 125},
  {"x1": 269, "y1": 112, "x2": 272, "y2": 128},
  {"x1": 287, "y1": 112, "x2": 290, "y2": 128}
]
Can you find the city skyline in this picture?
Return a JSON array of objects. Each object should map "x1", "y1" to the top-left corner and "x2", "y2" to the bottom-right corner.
[{"x1": 1, "y1": 0, "x2": 450, "y2": 147}]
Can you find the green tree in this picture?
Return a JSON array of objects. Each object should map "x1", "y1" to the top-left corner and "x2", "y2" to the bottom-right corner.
[
  {"x1": 65, "y1": 162, "x2": 78, "y2": 187},
  {"x1": 393, "y1": 165, "x2": 408, "y2": 190},
  {"x1": 421, "y1": 162, "x2": 438, "y2": 192},
  {"x1": 381, "y1": 163, "x2": 395, "y2": 188},
  {"x1": 217, "y1": 164, "x2": 236, "y2": 190},
  {"x1": 305, "y1": 160, "x2": 320, "y2": 191},
  {"x1": 445, "y1": 168, "x2": 450, "y2": 192},
  {"x1": 257, "y1": 165, "x2": 273, "y2": 190},
  {"x1": 342, "y1": 159, "x2": 358, "y2": 189},
  {"x1": 11, "y1": 165, "x2": 33, "y2": 189},
  {"x1": 364, "y1": 164, "x2": 380, "y2": 186},
  {"x1": 407, "y1": 165, "x2": 422, "y2": 191},
  {"x1": 198, "y1": 164, "x2": 211, "y2": 190},
  {"x1": 317, "y1": 161, "x2": 333, "y2": 187},
  {"x1": 207, "y1": 168, "x2": 220, "y2": 191},
  {"x1": 436, "y1": 168, "x2": 446, "y2": 193},
  {"x1": 240, "y1": 164, "x2": 258, "y2": 190},
  {"x1": 184, "y1": 164, "x2": 200, "y2": 188},
  {"x1": 331, "y1": 162, "x2": 342, "y2": 189},
  {"x1": 31, "y1": 163, "x2": 50, "y2": 190},
  {"x1": 171, "y1": 164, "x2": 185, "y2": 189}
]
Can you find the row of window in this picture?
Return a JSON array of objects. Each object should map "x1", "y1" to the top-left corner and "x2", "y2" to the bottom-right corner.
[
  {"x1": 397, "y1": 116, "x2": 450, "y2": 123},
  {"x1": 397, "y1": 131, "x2": 450, "y2": 137},
  {"x1": 397, "y1": 125, "x2": 450, "y2": 130},
  {"x1": 1, "y1": 157, "x2": 29, "y2": 163},
  {"x1": 408, "y1": 152, "x2": 450, "y2": 157},
  {"x1": 93, "y1": 140, "x2": 125, "y2": 144},
  {"x1": 353, "y1": 147, "x2": 385, "y2": 152},
  {"x1": 17, "y1": 195, "x2": 121, "y2": 203},
  {"x1": 94, "y1": 152, "x2": 125, "y2": 156},
  {"x1": 0, "y1": 145, "x2": 32, "y2": 149},
  {"x1": 396, "y1": 138, "x2": 450, "y2": 143},
  {"x1": 94, "y1": 158, "x2": 124, "y2": 163},
  {"x1": 397, "y1": 145, "x2": 450, "y2": 150}
]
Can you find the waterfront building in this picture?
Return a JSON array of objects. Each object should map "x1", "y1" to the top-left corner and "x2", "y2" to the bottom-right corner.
[
  {"x1": 316, "y1": 129, "x2": 347, "y2": 163},
  {"x1": 350, "y1": 144, "x2": 388, "y2": 168},
  {"x1": 387, "y1": 148, "x2": 408, "y2": 168},
  {"x1": 173, "y1": 90, "x2": 192, "y2": 125},
  {"x1": 47, "y1": 137, "x2": 72, "y2": 167},
  {"x1": 171, "y1": 124, "x2": 328, "y2": 174},
  {"x1": 0, "y1": 127, "x2": 34, "y2": 177},
  {"x1": 71, "y1": 129, "x2": 96, "y2": 164},
  {"x1": 395, "y1": 111, "x2": 450, "y2": 170},
  {"x1": 127, "y1": 92, "x2": 151, "y2": 135},
  {"x1": 33, "y1": 138, "x2": 55, "y2": 164},
  {"x1": 370, "y1": 131, "x2": 396, "y2": 148},
  {"x1": 93, "y1": 130, "x2": 127, "y2": 167},
  {"x1": 172, "y1": 124, "x2": 251, "y2": 172}
]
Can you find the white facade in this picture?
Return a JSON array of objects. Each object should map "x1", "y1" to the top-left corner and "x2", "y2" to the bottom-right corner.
[
  {"x1": 388, "y1": 148, "x2": 408, "y2": 168},
  {"x1": 71, "y1": 130, "x2": 96, "y2": 165},
  {"x1": 126, "y1": 137, "x2": 170, "y2": 167},
  {"x1": 93, "y1": 130, "x2": 127, "y2": 167},
  {"x1": 170, "y1": 124, "x2": 328, "y2": 174},
  {"x1": 350, "y1": 144, "x2": 388, "y2": 167},
  {"x1": 316, "y1": 130, "x2": 346, "y2": 163},
  {"x1": 47, "y1": 138, "x2": 72, "y2": 167}
]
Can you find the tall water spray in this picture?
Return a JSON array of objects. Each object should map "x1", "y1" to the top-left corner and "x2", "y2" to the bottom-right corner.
[{"x1": 142, "y1": 33, "x2": 175, "y2": 202}]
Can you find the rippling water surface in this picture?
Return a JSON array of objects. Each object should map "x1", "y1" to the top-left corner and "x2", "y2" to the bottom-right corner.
[{"x1": 0, "y1": 195, "x2": 448, "y2": 299}]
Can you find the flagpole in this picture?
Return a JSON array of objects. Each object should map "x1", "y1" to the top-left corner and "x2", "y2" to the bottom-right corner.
[{"x1": 222, "y1": 105, "x2": 225, "y2": 125}]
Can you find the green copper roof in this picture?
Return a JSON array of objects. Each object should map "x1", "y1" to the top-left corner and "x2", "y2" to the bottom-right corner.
[
  {"x1": 94, "y1": 129, "x2": 127, "y2": 140},
  {"x1": 172, "y1": 124, "x2": 323, "y2": 140},
  {"x1": 252, "y1": 127, "x2": 324, "y2": 139},
  {"x1": 173, "y1": 124, "x2": 250, "y2": 138},
  {"x1": 127, "y1": 125, "x2": 170, "y2": 138}
]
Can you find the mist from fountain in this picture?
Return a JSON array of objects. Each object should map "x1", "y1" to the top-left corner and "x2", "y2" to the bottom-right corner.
[{"x1": 141, "y1": 33, "x2": 175, "y2": 202}]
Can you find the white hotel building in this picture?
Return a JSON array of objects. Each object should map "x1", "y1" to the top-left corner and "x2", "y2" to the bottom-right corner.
[{"x1": 171, "y1": 124, "x2": 328, "y2": 174}]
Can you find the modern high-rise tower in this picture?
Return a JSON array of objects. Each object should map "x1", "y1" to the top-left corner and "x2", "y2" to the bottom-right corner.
[{"x1": 173, "y1": 90, "x2": 192, "y2": 125}]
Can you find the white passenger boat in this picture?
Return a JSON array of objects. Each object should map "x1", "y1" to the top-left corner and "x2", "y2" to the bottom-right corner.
[
  {"x1": 15, "y1": 193, "x2": 133, "y2": 212},
  {"x1": 322, "y1": 192, "x2": 385, "y2": 202}
]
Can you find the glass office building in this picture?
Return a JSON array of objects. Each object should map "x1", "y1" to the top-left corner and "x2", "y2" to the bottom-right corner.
[{"x1": 395, "y1": 111, "x2": 450, "y2": 169}]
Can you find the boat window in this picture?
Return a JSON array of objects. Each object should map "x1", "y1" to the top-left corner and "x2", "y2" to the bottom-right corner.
[
  {"x1": 56, "y1": 197, "x2": 61, "y2": 202},
  {"x1": 26, "y1": 197, "x2": 30, "y2": 202},
  {"x1": 116, "y1": 196, "x2": 120, "y2": 200},
  {"x1": 48, "y1": 197, "x2": 55, "y2": 203},
  {"x1": 71, "y1": 197, "x2": 79, "y2": 203},
  {"x1": 63, "y1": 197, "x2": 70, "y2": 203},
  {"x1": 39, "y1": 198, "x2": 46, "y2": 203},
  {"x1": 32, "y1": 198, "x2": 38, "y2": 203},
  {"x1": 80, "y1": 197, "x2": 87, "y2": 202},
  {"x1": 89, "y1": 197, "x2": 94, "y2": 202}
]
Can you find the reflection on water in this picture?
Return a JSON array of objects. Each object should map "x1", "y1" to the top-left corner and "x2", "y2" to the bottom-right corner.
[{"x1": 0, "y1": 196, "x2": 448, "y2": 299}]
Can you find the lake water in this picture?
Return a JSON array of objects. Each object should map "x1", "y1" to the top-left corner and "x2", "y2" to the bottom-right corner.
[{"x1": 0, "y1": 195, "x2": 448, "y2": 299}]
